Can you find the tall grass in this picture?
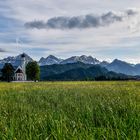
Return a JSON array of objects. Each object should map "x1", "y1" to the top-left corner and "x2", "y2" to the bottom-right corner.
[{"x1": 0, "y1": 81, "x2": 140, "y2": 140}]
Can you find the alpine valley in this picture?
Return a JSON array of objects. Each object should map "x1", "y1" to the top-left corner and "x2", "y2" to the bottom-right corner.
[{"x1": 0, "y1": 53, "x2": 140, "y2": 81}]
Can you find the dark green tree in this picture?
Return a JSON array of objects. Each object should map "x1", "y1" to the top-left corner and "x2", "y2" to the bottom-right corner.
[
  {"x1": 26, "y1": 61, "x2": 40, "y2": 81},
  {"x1": 1, "y1": 63, "x2": 14, "y2": 82}
]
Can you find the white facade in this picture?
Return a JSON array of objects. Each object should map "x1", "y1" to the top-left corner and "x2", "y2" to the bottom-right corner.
[{"x1": 14, "y1": 66, "x2": 26, "y2": 81}]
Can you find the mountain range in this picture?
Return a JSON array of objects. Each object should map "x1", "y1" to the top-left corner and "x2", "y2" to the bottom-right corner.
[
  {"x1": 41, "y1": 62, "x2": 132, "y2": 81},
  {"x1": 39, "y1": 55, "x2": 140, "y2": 76},
  {"x1": 0, "y1": 53, "x2": 140, "y2": 77}
]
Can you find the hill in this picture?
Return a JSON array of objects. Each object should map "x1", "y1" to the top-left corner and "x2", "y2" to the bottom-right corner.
[
  {"x1": 40, "y1": 62, "x2": 93, "y2": 80},
  {"x1": 41, "y1": 63, "x2": 132, "y2": 81}
]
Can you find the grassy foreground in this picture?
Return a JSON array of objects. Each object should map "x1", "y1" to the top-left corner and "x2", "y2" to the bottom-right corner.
[{"x1": 0, "y1": 82, "x2": 140, "y2": 140}]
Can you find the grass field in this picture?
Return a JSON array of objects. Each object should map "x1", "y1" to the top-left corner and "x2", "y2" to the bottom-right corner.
[{"x1": 0, "y1": 81, "x2": 140, "y2": 140}]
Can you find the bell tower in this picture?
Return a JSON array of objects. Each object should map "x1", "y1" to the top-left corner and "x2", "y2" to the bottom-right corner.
[{"x1": 21, "y1": 53, "x2": 27, "y2": 81}]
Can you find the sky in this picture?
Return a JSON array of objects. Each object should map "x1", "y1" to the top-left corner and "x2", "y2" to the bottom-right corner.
[{"x1": 0, "y1": 0, "x2": 140, "y2": 63}]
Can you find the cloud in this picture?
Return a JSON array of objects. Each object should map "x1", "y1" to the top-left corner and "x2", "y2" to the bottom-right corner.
[
  {"x1": 0, "y1": 48, "x2": 6, "y2": 52},
  {"x1": 1, "y1": 0, "x2": 140, "y2": 63},
  {"x1": 126, "y1": 9, "x2": 138, "y2": 16},
  {"x1": 25, "y1": 9, "x2": 139, "y2": 30}
]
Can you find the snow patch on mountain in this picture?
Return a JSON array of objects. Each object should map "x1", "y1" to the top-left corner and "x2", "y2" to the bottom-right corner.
[
  {"x1": 39, "y1": 55, "x2": 63, "y2": 66},
  {"x1": 61, "y1": 55, "x2": 100, "y2": 65}
]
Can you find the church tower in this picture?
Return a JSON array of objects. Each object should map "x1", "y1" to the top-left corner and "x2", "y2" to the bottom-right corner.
[
  {"x1": 14, "y1": 53, "x2": 27, "y2": 81},
  {"x1": 20, "y1": 53, "x2": 27, "y2": 81}
]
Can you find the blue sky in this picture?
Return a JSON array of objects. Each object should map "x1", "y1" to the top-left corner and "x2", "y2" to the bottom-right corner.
[{"x1": 0, "y1": 0, "x2": 140, "y2": 63}]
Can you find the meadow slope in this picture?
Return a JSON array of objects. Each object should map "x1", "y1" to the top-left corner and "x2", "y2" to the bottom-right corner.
[{"x1": 0, "y1": 82, "x2": 140, "y2": 140}]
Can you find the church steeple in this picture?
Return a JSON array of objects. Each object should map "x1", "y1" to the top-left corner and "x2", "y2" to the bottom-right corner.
[
  {"x1": 21, "y1": 53, "x2": 26, "y2": 58},
  {"x1": 20, "y1": 53, "x2": 27, "y2": 81}
]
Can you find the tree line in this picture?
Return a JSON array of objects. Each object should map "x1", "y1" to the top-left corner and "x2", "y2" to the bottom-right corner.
[{"x1": 0, "y1": 61, "x2": 40, "y2": 82}]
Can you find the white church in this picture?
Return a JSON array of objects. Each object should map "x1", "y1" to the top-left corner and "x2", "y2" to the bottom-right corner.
[{"x1": 13, "y1": 53, "x2": 27, "y2": 81}]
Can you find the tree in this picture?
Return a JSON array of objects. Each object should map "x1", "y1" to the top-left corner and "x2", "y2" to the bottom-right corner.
[
  {"x1": 26, "y1": 61, "x2": 40, "y2": 81},
  {"x1": 1, "y1": 63, "x2": 14, "y2": 82}
]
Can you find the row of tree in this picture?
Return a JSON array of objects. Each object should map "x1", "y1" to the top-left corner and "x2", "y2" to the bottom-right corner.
[{"x1": 0, "y1": 61, "x2": 40, "y2": 82}]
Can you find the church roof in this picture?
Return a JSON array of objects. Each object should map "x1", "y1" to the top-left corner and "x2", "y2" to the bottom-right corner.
[
  {"x1": 15, "y1": 68, "x2": 23, "y2": 73},
  {"x1": 15, "y1": 66, "x2": 23, "y2": 73}
]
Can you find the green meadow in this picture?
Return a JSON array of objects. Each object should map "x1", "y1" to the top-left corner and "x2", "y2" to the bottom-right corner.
[{"x1": 0, "y1": 82, "x2": 140, "y2": 140}]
